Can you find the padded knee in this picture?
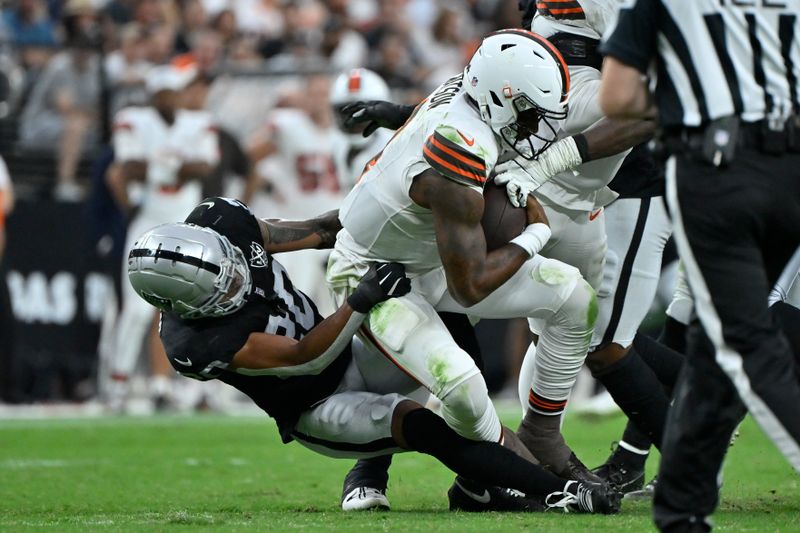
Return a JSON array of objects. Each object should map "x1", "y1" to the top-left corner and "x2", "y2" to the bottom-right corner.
[
  {"x1": 439, "y1": 373, "x2": 501, "y2": 442},
  {"x1": 555, "y1": 278, "x2": 597, "y2": 333}
]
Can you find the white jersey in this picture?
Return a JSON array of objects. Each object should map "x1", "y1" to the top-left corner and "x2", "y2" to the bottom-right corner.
[
  {"x1": 0, "y1": 155, "x2": 10, "y2": 223},
  {"x1": 336, "y1": 74, "x2": 499, "y2": 275},
  {"x1": 332, "y1": 128, "x2": 393, "y2": 192},
  {"x1": 261, "y1": 108, "x2": 342, "y2": 219},
  {"x1": 535, "y1": 65, "x2": 629, "y2": 211},
  {"x1": 0, "y1": 155, "x2": 10, "y2": 191},
  {"x1": 112, "y1": 106, "x2": 219, "y2": 219}
]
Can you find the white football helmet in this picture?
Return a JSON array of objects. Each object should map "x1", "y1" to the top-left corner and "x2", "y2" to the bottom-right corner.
[
  {"x1": 330, "y1": 68, "x2": 391, "y2": 147},
  {"x1": 128, "y1": 223, "x2": 252, "y2": 319},
  {"x1": 464, "y1": 29, "x2": 570, "y2": 159}
]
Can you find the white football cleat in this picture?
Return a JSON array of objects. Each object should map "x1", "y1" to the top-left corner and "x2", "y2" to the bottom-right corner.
[{"x1": 341, "y1": 487, "x2": 390, "y2": 511}]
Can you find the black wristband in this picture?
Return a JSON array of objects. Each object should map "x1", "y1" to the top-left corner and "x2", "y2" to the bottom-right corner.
[{"x1": 573, "y1": 133, "x2": 591, "y2": 163}]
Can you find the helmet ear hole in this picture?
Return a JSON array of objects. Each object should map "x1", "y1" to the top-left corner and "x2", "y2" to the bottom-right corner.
[{"x1": 490, "y1": 90, "x2": 503, "y2": 107}]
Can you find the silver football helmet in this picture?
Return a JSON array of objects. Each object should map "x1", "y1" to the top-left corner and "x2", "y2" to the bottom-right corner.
[{"x1": 128, "y1": 223, "x2": 253, "y2": 319}]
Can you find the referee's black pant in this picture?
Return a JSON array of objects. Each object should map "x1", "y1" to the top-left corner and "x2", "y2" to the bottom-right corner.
[{"x1": 655, "y1": 144, "x2": 800, "y2": 531}]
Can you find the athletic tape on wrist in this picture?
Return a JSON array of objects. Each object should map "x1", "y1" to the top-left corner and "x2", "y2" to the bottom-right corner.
[
  {"x1": 510, "y1": 223, "x2": 552, "y2": 257},
  {"x1": 539, "y1": 136, "x2": 584, "y2": 177}
]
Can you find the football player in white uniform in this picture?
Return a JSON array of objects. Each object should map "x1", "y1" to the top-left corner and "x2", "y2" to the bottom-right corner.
[
  {"x1": 330, "y1": 68, "x2": 394, "y2": 193},
  {"x1": 329, "y1": 67, "x2": 494, "y2": 511},
  {"x1": 105, "y1": 65, "x2": 220, "y2": 406},
  {"x1": 503, "y1": 1, "x2": 684, "y2": 493},
  {"x1": 248, "y1": 75, "x2": 342, "y2": 315},
  {"x1": 341, "y1": 2, "x2": 681, "y2": 496},
  {"x1": 326, "y1": 30, "x2": 644, "y2": 499}
]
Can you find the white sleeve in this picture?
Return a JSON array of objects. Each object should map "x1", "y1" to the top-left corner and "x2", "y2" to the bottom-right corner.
[
  {"x1": 194, "y1": 122, "x2": 220, "y2": 166},
  {"x1": 0, "y1": 156, "x2": 10, "y2": 190},
  {"x1": 112, "y1": 111, "x2": 146, "y2": 162},
  {"x1": 561, "y1": 68, "x2": 605, "y2": 136}
]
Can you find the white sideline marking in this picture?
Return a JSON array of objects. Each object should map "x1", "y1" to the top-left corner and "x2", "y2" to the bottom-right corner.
[{"x1": 0, "y1": 458, "x2": 111, "y2": 469}]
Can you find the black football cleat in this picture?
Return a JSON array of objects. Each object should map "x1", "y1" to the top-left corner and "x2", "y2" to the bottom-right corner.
[
  {"x1": 340, "y1": 457, "x2": 392, "y2": 511},
  {"x1": 551, "y1": 452, "x2": 605, "y2": 484},
  {"x1": 545, "y1": 480, "x2": 622, "y2": 514},
  {"x1": 448, "y1": 476, "x2": 545, "y2": 512},
  {"x1": 592, "y1": 443, "x2": 646, "y2": 494}
]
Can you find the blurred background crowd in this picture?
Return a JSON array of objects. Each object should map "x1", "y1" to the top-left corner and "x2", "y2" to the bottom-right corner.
[
  {"x1": 0, "y1": 0, "x2": 519, "y2": 199},
  {"x1": 0, "y1": 0, "x2": 671, "y2": 413}
]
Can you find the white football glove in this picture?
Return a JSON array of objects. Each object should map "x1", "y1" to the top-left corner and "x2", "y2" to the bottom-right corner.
[
  {"x1": 493, "y1": 137, "x2": 584, "y2": 208},
  {"x1": 493, "y1": 159, "x2": 541, "y2": 208}
]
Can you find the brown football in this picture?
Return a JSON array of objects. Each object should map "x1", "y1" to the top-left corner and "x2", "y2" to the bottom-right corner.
[{"x1": 481, "y1": 179, "x2": 526, "y2": 251}]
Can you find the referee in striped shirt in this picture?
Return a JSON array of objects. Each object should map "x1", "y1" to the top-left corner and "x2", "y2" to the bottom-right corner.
[{"x1": 599, "y1": 1, "x2": 800, "y2": 531}]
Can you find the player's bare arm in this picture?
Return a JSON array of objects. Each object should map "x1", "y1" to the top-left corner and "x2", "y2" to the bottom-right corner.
[
  {"x1": 246, "y1": 130, "x2": 277, "y2": 162},
  {"x1": 410, "y1": 170, "x2": 542, "y2": 307},
  {"x1": 599, "y1": 57, "x2": 654, "y2": 119},
  {"x1": 118, "y1": 160, "x2": 147, "y2": 182},
  {"x1": 495, "y1": 111, "x2": 656, "y2": 207},
  {"x1": 230, "y1": 299, "x2": 362, "y2": 372},
  {"x1": 580, "y1": 116, "x2": 656, "y2": 160},
  {"x1": 176, "y1": 161, "x2": 214, "y2": 183},
  {"x1": 231, "y1": 262, "x2": 410, "y2": 375},
  {"x1": 258, "y1": 209, "x2": 341, "y2": 253}
]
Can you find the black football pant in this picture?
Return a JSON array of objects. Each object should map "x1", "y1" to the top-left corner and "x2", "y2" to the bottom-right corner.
[{"x1": 655, "y1": 147, "x2": 800, "y2": 531}]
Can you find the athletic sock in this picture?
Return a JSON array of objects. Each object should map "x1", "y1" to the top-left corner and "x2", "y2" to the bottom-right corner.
[
  {"x1": 402, "y1": 408, "x2": 565, "y2": 497},
  {"x1": 615, "y1": 438, "x2": 650, "y2": 471},
  {"x1": 592, "y1": 348, "x2": 668, "y2": 449},
  {"x1": 632, "y1": 333, "x2": 684, "y2": 391},
  {"x1": 658, "y1": 315, "x2": 688, "y2": 354},
  {"x1": 516, "y1": 409, "x2": 571, "y2": 472},
  {"x1": 342, "y1": 455, "x2": 393, "y2": 494},
  {"x1": 620, "y1": 420, "x2": 653, "y2": 458}
]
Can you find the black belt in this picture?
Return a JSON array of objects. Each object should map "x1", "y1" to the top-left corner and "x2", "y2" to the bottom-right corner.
[{"x1": 663, "y1": 118, "x2": 800, "y2": 156}]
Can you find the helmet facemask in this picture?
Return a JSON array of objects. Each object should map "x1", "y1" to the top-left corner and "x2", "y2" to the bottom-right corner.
[
  {"x1": 181, "y1": 233, "x2": 252, "y2": 319},
  {"x1": 499, "y1": 93, "x2": 567, "y2": 161}
]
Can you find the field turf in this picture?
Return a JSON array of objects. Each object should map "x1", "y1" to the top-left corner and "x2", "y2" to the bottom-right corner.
[{"x1": 1, "y1": 406, "x2": 797, "y2": 531}]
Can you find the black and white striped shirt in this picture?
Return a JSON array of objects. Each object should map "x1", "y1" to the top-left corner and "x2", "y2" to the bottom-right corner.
[{"x1": 602, "y1": 0, "x2": 800, "y2": 128}]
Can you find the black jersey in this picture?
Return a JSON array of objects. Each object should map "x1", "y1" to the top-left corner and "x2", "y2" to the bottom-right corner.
[
  {"x1": 159, "y1": 197, "x2": 351, "y2": 442},
  {"x1": 608, "y1": 143, "x2": 664, "y2": 199}
]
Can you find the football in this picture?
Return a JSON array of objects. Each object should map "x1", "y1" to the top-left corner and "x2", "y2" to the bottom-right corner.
[{"x1": 481, "y1": 179, "x2": 527, "y2": 251}]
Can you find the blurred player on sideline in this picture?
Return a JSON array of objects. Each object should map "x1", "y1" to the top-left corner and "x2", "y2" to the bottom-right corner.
[
  {"x1": 329, "y1": 68, "x2": 393, "y2": 192},
  {"x1": 103, "y1": 64, "x2": 220, "y2": 409},
  {"x1": 0, "y1": 155, "x2": 15, "y2": 396},
  {"x1": 247, "y1": 75, "x2": 341, "y2": 316}
]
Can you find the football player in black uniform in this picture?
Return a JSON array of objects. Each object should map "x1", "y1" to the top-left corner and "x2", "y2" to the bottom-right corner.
[{"x1": 126, "y1": 197, "x2": 620, "y2": 514}]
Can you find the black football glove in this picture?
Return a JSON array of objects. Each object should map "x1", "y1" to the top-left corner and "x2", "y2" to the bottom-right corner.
[
  {"x1": 340, "y1": 100, "x2": 416, "y2": 137},
  {"x1": 347, "y1": 262, "x2": 411, "y2": 313}
]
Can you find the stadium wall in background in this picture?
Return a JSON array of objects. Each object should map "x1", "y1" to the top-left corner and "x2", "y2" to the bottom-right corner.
[{"x1": 1, "y1": 199, "x2": 116, "y2": 403}]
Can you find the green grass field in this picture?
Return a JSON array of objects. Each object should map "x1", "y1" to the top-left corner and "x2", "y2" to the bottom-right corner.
[{"x1": 1, "y1": 406, "x2": 797, "y2": 532}]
